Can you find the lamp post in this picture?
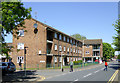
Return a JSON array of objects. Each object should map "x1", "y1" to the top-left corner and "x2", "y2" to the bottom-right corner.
[
  {"x1": 24, "y1": 47, "x2": 28, "y2": 77},
  {"x1": 61, "y1": 51, "x2": 63, "y2": 70}
]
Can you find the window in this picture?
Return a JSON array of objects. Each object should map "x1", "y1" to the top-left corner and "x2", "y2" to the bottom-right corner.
[
  {"x1": 73, "y1": 58, "x2": 75, "y2": 61},
  {"x1": 67, "y1": 57, "x2": 69, "y2": 62},
  {"x1": 86, "y1": 51, "x2": 90, "y2": 54},
  {"x1": 67, "y1": 37, "x2": 69, "y2": 42},
  {"x1": 73, "y1": 48, "x2": 75, "y2": 53},
  {"x1": 59, "y1": 57, "x2": 62, "y2": 62},
  {"x1": 17, "y1": 56, "x2": 24, "y2": 63},
  {"x1": 64, "y1": 46, "x2": 66, "y2": 51},
  {"x1": 54, "y1": 33, "x2": 57, "y2": 38},
  {"x1": 70, "y1": 39, "x2": 72, "y2": 43},
  {"x1": 54, "y1": 57, "x2": 57, "y2": 62},
  {"x1": 76, "y1": 58, "x2": 78, "y2": 61},
  {"x1": 54, "y1": 44, "x2": 57, "y2": 51},
  {"x1": 18, "y1": 30, "x2": 24, "y2": 36},
  {"x1": 71, "y1": 48, "x2": 72, "y2": 52},
  {"x1": 59, "y1": 45, "x2": 62, "y2": 51},
  {"x1": 76, "y1": 42, "x2": 77, "y2": 47},
  {"x1": 80, "y1": 50, "x2": 82, "y2": 54},
  {"x1": 86, "y1": 45, "x2": 89, "y2": 48},
  {"x1": 78, "y1": 49, "x2": 79, "y2": 53},
  {"x1": 17, "y1": 43, "x2": 24, "y2": 49},
  {"x1": 59, "y1": 34, "x2": 62, "y2": 40},
  {"x1": 76, "y1": 49, "x2": 77, "y2": 53},
  {"x1": 67, "y1": 48, "x2": 69, "y2": 52},
  {"x1": 73, "y1": 40, "x2": 75, "y2": 44},
  {"x1": 64, "y1": 36, "x2": 66, "y2": 41}
]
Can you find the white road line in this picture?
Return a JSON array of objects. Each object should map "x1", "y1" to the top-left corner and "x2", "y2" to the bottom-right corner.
[
  {"x1": 94, "y1": 70, "x2": 100, "y2": 73},
  {"x1": 83, "y1": 73, "x2": 92, "y2": 78},
  {"x1": 74, "y1": 79, "x2": 78, "y2": 81}
]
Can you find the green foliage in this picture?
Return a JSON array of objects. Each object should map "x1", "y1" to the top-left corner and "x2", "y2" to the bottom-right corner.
[
  {"x1": 112, "y1": 18, "x2": 120, "y2": 51},
  {"x1": 103, "y1": 43, "x2": 115, "y2": 59},
  {"x1": 117, "y1": 55, "x2": 120, "y2": 59},
  {"x1": 2, "y1": 2, "x2": 32, "y2": 35},
  {"x1": 73, "y1": 60, "x2": 83, "y2": 65},
  {"x1": 1, "y1": 2, "x2": 32, "y2": 57},
  {"x1": 71, "y1": 33, "x2": 87, "y2": 40}
]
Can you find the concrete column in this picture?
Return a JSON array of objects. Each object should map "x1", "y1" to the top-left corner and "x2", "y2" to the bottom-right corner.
[
  {"x1": 84, "y1": 58, "x2": 85, "y2": 62},
  {"x1": 92, "y1": 57, "x2": 93, "y2": 62}
]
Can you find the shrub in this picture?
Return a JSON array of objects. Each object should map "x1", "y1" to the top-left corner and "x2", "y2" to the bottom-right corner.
[
  {"x1": 73, "y1": 60, "x2": 83, "y2": 65},
  {"x1": 117, "y1": 54, "x2": 120, "y2": 59}
]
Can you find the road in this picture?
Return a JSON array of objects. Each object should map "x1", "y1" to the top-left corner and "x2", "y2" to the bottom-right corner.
[{"x1": 37, "y1": 61, "x2": 119, "y2": 82}]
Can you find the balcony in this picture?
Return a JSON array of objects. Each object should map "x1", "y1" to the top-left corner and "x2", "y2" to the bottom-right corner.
[{"x1": 93, "y1": 49, "x2": 100, "y2": 51}]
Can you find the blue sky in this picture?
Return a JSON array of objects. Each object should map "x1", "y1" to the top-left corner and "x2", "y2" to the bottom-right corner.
[{"x1": 5, "y1": 2, "x2": 118, "y2": 46}]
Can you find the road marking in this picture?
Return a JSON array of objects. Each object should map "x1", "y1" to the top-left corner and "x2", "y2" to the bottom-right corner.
[
  {"x1": 74, "y1": 79, "x2": 78, "y2": 81},
  {"x1": 94, "y1": 70, "x2": 100, "y2": 73},
  {"x1": 36, "y1": 75, "x2": 46, "y2": 81},
  {"x1": 108, "y1": 70, "x2": 119, "y2": 83},
  {"x1": 83, "y1": 73, "x2": 92, "y2": 78}
]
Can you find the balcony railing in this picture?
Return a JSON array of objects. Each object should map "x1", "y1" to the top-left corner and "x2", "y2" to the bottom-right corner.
[{"x1": 93, "y1": 49, "x2": 100, "y2": 51}]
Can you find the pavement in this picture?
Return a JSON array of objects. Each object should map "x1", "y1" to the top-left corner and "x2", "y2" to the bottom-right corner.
[{"x1": 2, "y1": 61, "x2": 119, "y2": 82}]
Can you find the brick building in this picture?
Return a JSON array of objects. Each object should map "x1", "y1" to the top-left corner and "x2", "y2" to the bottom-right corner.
[
  {"x1": 12, "y1": 18, "x2": 83, "y2": 69},
  {"x1": 82, "y1": 39, "x2": 103, "y2": 62}
]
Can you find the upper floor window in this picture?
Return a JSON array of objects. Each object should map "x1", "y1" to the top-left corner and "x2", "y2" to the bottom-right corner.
[
  {"x1": 67, "y1": 37, "x2": 69, "y2": 42},
  {"x1": 86, "y1": 45, "x2": 89, "y2": 48},
  {"x1": 17, "y1": 43, "x2": 24, "y2": 49},
  {"x1": 76, "y1": 42, "x2": 77, "y2": 47},
  {"x1": 64, "y1": 46, "x2": 66, "y2": 51},
  {"x1": 59, "y1": 45, "x2": 62, "y2": 51},
  {"x1": 64, "y1": 36, "x2": 66, "y2": 41},
  {"x1": 67, "y1": 47, "x2": 69, "y2": 52},
  {"x1": 18, "y1": 30, "x2": 24, "y2": 36},
  {"x1": 59, "y1": 34, "x2": 62, "y2": 40},
  {"x1": 54, "y1": 33, "x2": 57, "y2": 38},
  {"x1": 54, "y1": 44, "x2": 57, "y2": 51},
  {"x1": 73, "y1": 40, "x2": 75, "y2": 44},
  {"x1": 78, "y1": 49, "x2": 79, "y2": 53},
  {"x1": 70, "y1": 39, "x2": 72, "y2": 43},
  {"x1": 71, "y1": 48, "x2": 72, "y2": 52}
]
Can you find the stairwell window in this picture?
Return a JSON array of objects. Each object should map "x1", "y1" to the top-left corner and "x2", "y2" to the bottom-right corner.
[
  {"x1": 17, "y1": 43, "x2": 24, "y2": 49},
  {"x1": 18, "y1": 30, "x2": 24, "y2": 36},
  {"x1": 70, "y1": 39, "x2": 72, "y2": 43}
]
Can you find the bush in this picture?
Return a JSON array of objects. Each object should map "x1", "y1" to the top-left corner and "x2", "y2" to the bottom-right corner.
[
  {"x1": 117, "y1": 54, "x2": 120, "y2": 59},
  {"x1": 73, "y1": 60, "x2": 83, "y2": 65}
]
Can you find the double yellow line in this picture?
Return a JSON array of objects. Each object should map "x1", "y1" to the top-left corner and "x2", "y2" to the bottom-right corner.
[{"x1": 108, "y1": 70, "x2": 119, "y2": 83}]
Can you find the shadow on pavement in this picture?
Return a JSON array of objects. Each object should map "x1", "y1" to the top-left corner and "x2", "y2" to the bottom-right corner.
[
  {"x1": 2, "y1": 70, "x2": 37, "y2": 82},
  {"x1": 108, "y1": 63, "x2": 120, "y2": 70}
]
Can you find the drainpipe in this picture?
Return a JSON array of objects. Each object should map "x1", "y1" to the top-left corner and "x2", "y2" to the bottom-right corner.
[{"x1": 58, "y1": 33, "x2": 60, "y2": 67}]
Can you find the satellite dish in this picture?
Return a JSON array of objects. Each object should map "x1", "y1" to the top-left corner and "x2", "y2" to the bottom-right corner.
[{"x1": 34, "y1": 23, "x2": 38, "y2": 29}]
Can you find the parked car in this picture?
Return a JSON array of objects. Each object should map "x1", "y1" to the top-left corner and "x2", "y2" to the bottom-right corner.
[
  {"x1": 1, "y1": 62, "x2": 16, "y2": 74},
  {"x1": 87, "y1": 60, "x2": 92, "y2": 63}
]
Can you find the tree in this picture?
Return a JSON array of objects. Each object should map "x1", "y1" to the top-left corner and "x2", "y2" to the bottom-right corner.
[
  {"x1": 103, "y1": 43, "x2": 115, "y2": 60},
  {"x1": 112, "y1": 19, "x2": 120, "y2": 51},
  {"x1": 1, "y1": 2, "x2": 32, "y2": 58},
  {"x1": 71, "y1": 33, "x2": 87, "y2": 40}
]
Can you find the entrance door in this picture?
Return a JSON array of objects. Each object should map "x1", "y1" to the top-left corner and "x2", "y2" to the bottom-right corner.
[{"x1": 46, "y1": 56, "x2": 52, "y2": 68}]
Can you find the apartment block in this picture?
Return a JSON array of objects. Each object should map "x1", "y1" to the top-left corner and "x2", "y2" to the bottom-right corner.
[
  {"x1": 12, "y1": 18, "x2": 83, "y2": 69},
  {"x1": 82, "y1": 39, "x2": 103, "y2": 62}
]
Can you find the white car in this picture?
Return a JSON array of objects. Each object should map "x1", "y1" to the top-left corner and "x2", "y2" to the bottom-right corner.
[{"x1": 87, "y1": 60, "x2": 93, "y2": 63}]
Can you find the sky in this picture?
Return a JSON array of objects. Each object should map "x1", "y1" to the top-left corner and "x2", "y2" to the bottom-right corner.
[{"x1": 5, "y1": 2, "x2": 118, "y2": 47}]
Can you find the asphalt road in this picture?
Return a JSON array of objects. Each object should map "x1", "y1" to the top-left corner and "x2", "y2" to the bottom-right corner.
[{"x1": 38, "y1": 61, "x2": 119, "y2": 82}]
